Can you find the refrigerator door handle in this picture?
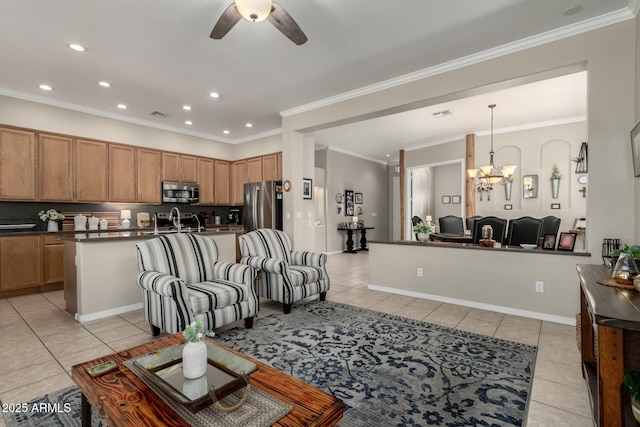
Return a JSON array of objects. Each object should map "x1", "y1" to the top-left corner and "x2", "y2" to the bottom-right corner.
[{"x1": 254, "y1": 186, "x2": 260, "y2": 231}]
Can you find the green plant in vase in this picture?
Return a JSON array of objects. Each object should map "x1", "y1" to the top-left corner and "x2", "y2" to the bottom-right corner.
[
  {"x1": 624, "y1": 370, "x2": 640, "y2": 422},
  {"x1": 413, "y1": 222, "x2": 433, "y2": 242}
]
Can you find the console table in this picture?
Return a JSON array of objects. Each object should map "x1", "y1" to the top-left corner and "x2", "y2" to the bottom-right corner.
[
  {"x1": 577, "y1": 264, "x2": 640, "y2": 427},
  {"x1": 337, "y1": 227, "x2": 375, "y2": 253}
]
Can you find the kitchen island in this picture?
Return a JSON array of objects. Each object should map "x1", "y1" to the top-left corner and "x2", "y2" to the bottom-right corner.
[{"x1": 61, "y1": 229, "x2": 241, "y2": 323}]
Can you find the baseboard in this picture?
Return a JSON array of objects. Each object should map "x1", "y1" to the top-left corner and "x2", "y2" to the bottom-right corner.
[
  {"x1": 75, "y1": 303, "x2": 143, "y2": 323},
  {"x1": 326, "y1": 250, "x2": 344, "y2": 256},
  {"x1": 367, "y1": 284, "x2": 575, "y2": 326}
]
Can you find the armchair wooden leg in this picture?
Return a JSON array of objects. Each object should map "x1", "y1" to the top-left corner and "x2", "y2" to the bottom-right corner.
[
  {"x1": 320, "y1": 292, "x2": 327, "y2": 301},
  {"x1": 283, "y1": 303, "x2": 292, "y2": 314},
  {"x1": 150, "y1": 324, "x2": 161, "y2": 337},
  {"x1": 244, "y1": 317, "x2": 254, "y2": 329}
]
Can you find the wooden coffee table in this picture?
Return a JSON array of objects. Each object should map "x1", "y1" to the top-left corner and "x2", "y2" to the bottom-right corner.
[{"x1": 71, "y1": 334, "x2": 343, "y2": 427}]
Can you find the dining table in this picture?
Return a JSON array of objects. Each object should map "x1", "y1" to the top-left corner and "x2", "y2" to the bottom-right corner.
[{"x1": 428, "y1": 232, "x2": 473, "y2": 244}]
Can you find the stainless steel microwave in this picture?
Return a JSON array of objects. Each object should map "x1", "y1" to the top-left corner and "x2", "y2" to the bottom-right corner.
[{"x1": 162, "y1": 181, "x2": 199, "y2": 204}]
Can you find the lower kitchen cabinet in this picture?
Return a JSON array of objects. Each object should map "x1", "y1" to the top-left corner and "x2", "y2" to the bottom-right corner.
[{"x1": 0, "y1": 234, "x2": 64, "y2": 298}]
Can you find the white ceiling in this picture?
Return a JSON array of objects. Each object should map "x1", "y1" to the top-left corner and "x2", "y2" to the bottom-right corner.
[{"x1": 0, "y1": 1, "x2": 635, "y2": 162}]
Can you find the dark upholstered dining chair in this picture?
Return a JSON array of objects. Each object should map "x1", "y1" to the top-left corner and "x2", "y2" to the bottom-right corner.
[
  {"x1": 506, "y1": 216, "x2": 543, "y2": 246},
  {"x1": 472, "y1": 216, "x2": 508, "y2": 244},
  {"x1": 439, "y1": 215, "x2": 464, "y2": 234},
  {"x1": 540, "y1": 216, "x2": 561, "y2": 239},
  {"x1": 465, "y1": 216, "x2": 482, "y2": 233}
]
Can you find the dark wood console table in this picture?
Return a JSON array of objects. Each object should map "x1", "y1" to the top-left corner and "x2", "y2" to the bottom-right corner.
[
  {"x1": 337, "y1": 227, "x2": 374, "y2": 253},
  {"x1": 577, "y1": 264, "x2": 640, "y2": 427}
]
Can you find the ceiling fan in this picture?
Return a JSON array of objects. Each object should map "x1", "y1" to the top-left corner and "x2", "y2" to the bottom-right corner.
[{"x1": 210, "y1": 0, "x2": 307, "y2": 45}]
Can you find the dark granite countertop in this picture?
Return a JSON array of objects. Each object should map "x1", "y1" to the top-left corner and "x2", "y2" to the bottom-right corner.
[{"x1": 0, "y1": 226, "x2": 243, "y2": 240}]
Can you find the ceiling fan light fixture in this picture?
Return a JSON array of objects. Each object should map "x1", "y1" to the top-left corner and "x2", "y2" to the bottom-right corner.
[{"x1": 235, "y1": 0, "x2": 272, "y2": 22}]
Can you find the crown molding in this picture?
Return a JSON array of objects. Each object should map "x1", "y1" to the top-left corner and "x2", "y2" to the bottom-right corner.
[
  {"x1": 280, "y1": 8, "x2": 634, "y2": 118},
  {"x1": 629, "y1": 0, "x2": 640, "y2": 15},
  {"x1": 232, "y1": 127, "x2": 282, "y2": 144},
  {"x1": 327, "y1": 146, "x2": 389, "y2": 165}
]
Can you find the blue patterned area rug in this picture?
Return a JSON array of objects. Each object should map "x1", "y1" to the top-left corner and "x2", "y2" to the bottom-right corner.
[{"x1": 217, "y1": 300, "x2": 537, "y2": 427}]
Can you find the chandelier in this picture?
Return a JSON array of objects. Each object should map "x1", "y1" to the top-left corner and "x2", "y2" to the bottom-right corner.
[{"x1": 467, "y1": 104, "x2": 516, "y2": 185}]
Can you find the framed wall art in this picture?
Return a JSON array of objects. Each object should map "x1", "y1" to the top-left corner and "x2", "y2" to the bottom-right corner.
[
  {"x1": 345, "y1": 190, "x2": 354, "y2": 216},
  {"x1": 302, "y1": 178, "x2": 313, "y2": 199},
  {"x1": 451, "y1": 195, "x2": 461, "y2": 204},
  {"x1": 557, "y1": 232, "x2": 577, "y2": 251},
  {"x1": 442, "y1": 196, "x2": 451, "y2": 204},
  {"x1": 355, "y1": 193, "x2": 363, "y2": 204}
]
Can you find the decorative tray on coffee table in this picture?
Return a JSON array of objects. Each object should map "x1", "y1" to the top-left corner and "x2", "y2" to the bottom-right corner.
[{"x1": 130, "y1": 341, "x2": 258, "y2": 413}]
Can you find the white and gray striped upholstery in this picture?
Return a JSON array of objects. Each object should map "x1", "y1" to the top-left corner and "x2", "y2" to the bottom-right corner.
[
  {"x1": 136, "y1": 233, "x2": 257, "y2": 334},
  {"x1": 238, "y1": 229, "x2": 329, "y2": 312}
]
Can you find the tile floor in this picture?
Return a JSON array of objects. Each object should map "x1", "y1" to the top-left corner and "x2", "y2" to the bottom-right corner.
[{"x1": 0, "y1": 252, "x2": 591, "y2": 426}]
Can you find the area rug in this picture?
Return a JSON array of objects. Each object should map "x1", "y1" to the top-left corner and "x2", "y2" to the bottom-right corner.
[{"x1": 216, "y1": 300, "x2": 537, "y2": 426}]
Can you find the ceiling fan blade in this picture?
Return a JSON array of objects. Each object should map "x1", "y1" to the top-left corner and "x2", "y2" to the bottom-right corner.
[
  {"x1": 210, "y1": 3, "x2": 242, "y2": 39},
  {"x1": 267, "y1": 3, "x2": 307, "y2": 45}
]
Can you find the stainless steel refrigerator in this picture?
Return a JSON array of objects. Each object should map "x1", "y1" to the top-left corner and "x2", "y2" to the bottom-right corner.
[{"x1": 243, "y1": 181, "x2": 283, "y2": 233}]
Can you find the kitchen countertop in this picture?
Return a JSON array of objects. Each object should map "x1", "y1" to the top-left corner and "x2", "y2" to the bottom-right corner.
[{"x1": 0, "y1": 226, "x2": 244, "y2": 239}]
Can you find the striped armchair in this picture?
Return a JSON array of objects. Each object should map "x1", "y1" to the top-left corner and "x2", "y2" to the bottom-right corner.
[
  {"x1": 135, "y1": 233, "x2": 258, "y2": 336},
  {"x1": 238, "y1": 229, "x2": 330, "y2": 314}
]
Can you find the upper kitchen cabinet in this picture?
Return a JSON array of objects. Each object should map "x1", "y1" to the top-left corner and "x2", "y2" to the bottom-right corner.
[
  {"x1": 136, "y1": 148, "x2": 162, "y2": 204},
  {"x1": 0, "y1": 127, "x2": 36, "y2": 200},
  {"x1": 247, "y1": 157, "x2": 263, "y2": 183},
  {"x1": 231, "y1": 160, "x2": 247, "y2": 206},
  {"x1": 276, "y1": 152, "x2": 282, "y2": 181},
  {"x1": 262, "y1": 153, "x2": 279, "y2": 181},
  {"x1": 38, "y1": 134, "x2": 74, "y2": 201},
  {"x1": 197, "y1": 157, "x2": 215, "y2": 205},
  {"x1": 162, "y1": 152, "x2": 197, "y2": 182},
  {"x1": 214, "y1": 160, "x2": 230, "y2": 205},
  {"x1": 108, "y1": 144, "x2": 136, "y2": 202},
  {"x1": 76, "y1": 139, "x2": 108, "y2": 202}
]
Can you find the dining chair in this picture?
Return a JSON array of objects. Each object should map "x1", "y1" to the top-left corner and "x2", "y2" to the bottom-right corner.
[
  {"x1": 439, "y1": 215, "x2": 464, "y2": 234},
  {"x1": 472, "y1": 216, "x2": 508, "y2": 244},
  {"x1": 465, "y1": 216, "x2": 482, "y2": 233},
  {"x1": 540, "y1": 216, "x2": 561, "y2": 239},
  {"x1": 506, "y1": 216, "x2": 543, "y2": 246}
]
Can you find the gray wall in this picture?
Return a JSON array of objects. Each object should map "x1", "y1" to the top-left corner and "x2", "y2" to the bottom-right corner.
[{"x1": 325, "y1": 149, "x2": 389, "y2": 253}]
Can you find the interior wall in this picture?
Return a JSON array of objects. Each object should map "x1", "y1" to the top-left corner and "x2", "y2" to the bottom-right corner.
[
  {"x1": 326, "y1": 149, "x2": 389, "y2": 253},
  {"x1": 282, "y1": 20, "x2": 636, "y2": 260},
  {"x1": 0, "y1": 96, "x2": 235, "y2": 159},
  {"x1": 433, "y1": 163, "x2": 463, "y2": 220},
  {"x1": 232, "y1": 133, "x2": 282, "y2": 160},
  {"x1": 636, "y1": 12, "x2": 640, "y2": 244}
]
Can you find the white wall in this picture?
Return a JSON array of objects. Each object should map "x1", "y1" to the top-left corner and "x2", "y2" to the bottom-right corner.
[
  {"x1": 233, "y1": 133, "x2": 282, "y2": 160},
  {"x1": 433, "y1": 163, "x2": 463, "y2": 220}
]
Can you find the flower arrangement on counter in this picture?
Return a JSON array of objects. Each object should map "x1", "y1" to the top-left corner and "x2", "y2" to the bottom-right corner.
[
  {"x1": 38, "y1": 209, "x2": 65, "y2": 222},
  {"x1": 182, "y1": 321, "x2": 215, "y2": 343}
]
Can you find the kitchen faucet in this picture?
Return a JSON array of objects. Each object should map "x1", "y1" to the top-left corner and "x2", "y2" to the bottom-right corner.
[
  {"x1": 193, "y1": 214, "x2": 202, "y2": 233},
  {"x1": 153, "y1": 213, "x2": 159, "y2": 235},
  {"x1": 169, "y1": 206, "x2": 181, "y2": 233}
]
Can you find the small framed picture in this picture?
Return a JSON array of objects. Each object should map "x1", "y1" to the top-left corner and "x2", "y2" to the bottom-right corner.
[
  {"x1": 504, "y1": 204, "x2": 513, "y2": 210},
  {"x1": 557, "y1": 232, "x2": 577, "y2": 251},
  {"x1": 355, "y1": 193, "x2": 363, "y2": 204},
  {"x1": 442, "y1": 196, "x2": 451, "y2": 204},
  {"x1": 345, "y1": 190, "x2": 354, "y2": 216},
  {"x1": 551, "y1": 203, "x2": 561, "y2": 210},
  {"x1": 451, "y1": 195, "x2": 461, "y2": 204},
  {"x1": 302, "y1": 178, "x2": 313, "y2": 200},
  {"x1": 542, "y1": 234, "x2": 557, "y2": 250}
]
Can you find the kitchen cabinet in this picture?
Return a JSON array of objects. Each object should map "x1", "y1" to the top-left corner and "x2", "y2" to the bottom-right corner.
[
  {"x1": 247, "y1": 157, "x2": 263, "y2": 183},
  {"x1": 0, "y1": 127, "x2": 36, "y2": 200},
  {"x1": 76, "y1": 139, "x2": 108, "y2": 202},
  {"x1": 197, "y1": 157, "x2": 215, "y2": 205},
  {"x1": 136, "y1": 148, "x2": 162, "y2": 204},
  {"x1": 214, "y1": 160, "x2": 230, "y2": 205},
  {"x1": 38, "y1": 134, "x2": 74, "y2": 201},
  {"x1": 109, "y1": 144, "x2": 136, "y2": 202},
  {"x1": 42, "y1": 234, "x2": 64, "y2": 286},
  {"x1": 163, "y1": 152, "x2": 197, "y2": 182},
  {"x1": 0, "y1": 235, "x2": 42, "y2": 290},
  {"x1": 262, "y1": 153, "x2": 279, "y2": 181},
  {"x1": 231, "y1": 160, "x2": 247, "y2": 206}
]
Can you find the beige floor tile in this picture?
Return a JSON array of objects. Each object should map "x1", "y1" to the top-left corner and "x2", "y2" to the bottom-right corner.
[
  {"x1": 0, "y1": 307, "x2": 22, "y2": 328},
  {"x1": 92, "y1": 323, "x2": 151, "y2": 344},
  {"x1": 406, "y1": 298, "x2": 442, "y2": 312},
  {"x1": 424, "y1": 311, "x2": 464, "y2": 328},
  {"x1": 118, "y1": 309, "x2": 147, "y2": 325},
  {"x1": 0, "y1": 359, "x2": 66, "y2": 394},
  {"x1": 541, "y1": 321, "x2": 576, "y2": 338},
  {"x1": 526, "y1": 401, "x2": 593, "y2": 427},
  {"x1": 56, "y1": 344, "x2": 114, "y2": 372},
  {"x1": 0, "y1": 341, "x2": 53, "y2": 375},
  {"x1": 493, "y1": 324, "x2": 540, "y2": 346},
  {"x1": 82, "y1": 317, "x2": 131, "y2": 333},
  {"x1": 0, "y1": 373, "x2": 73, "y2": 405},
  {"x1": 531, "y1": 377, "x2": 591, "y2": 416},
  {"x1": 28, "y1": 320, "x2": 84, "y2": 338},
  {"x1": 500, "y1": 314, "x2": 542, "y2": 332},
  {"x1": 465, "y1": 308, "x2": 504, "y2": 323},
  {"x1": 432, "y1": 303, "x2": 472, "y2": 317},
  {"x1": 346, "y1": 296, "x2": 379, "y2": 309},
  {"x1": 537, "y1": 332, "x2": 581, "y2": 366},
  {"x1": 0, "y1": 417, "x2": 5, "y2": 427},
  {"x1": 108, "y1": 332, "x2": 156, "y2": 352},
  {"x1": 456, "y1": 317, "x2": 499, "y2": 337},
  {"x1": 533, "y1": 358, "x2": 587, "y2": 391},
  {"x1": 39, "y1": 326, "x2": 96, "y2": 347},
  {"x1": 47, "y1": 335, "x2": 106, "y2": 359}
]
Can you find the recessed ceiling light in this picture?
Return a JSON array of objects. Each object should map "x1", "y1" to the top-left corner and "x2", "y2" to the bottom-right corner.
[
  {"x1": 39, "y1": 84, "x2": 52, "y2": 91},
  {"x1": 209, "y1": 92, "x2": 220, "y2": 98},
  {"x1": 223, "y1": 130, "x2": 230, "y2": 134},
  {"x1": 68, "y1": 43, "x2": 86, "y2": 52},
  {"x1": 245, "y1": 123, "x2": 253, "y2": 128},
  {"x1": 563, "y1": 5, "x2": 582, "y2": 16},
  {"x1": 117, "y1": 104, "x2": 127, "y2": 110},
  {"x1": 185, "y1": 121, "x2": 192, "y2": 125},
  {"x1": 432, "y1": 109, "x2": 452, "y2": 118},
  {"x1": 183, "y1": 105, "x2": 191, "y2": 111},
  {"x1": 98, "y1": 81, "x2": 111, "y2": 88}
]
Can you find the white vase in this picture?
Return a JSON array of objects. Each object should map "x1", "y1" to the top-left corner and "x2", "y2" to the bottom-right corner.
[
  {"x1": 632, "y1": 399, "x2": 640, "y2": 423},
  {"x1": 182, "y1": 341, "x2": 207, "y2": 379},
  {"x1": 417, "y1": 232, "x2": 430, "y2": 242},
  {"x1": 47, "y1": 220, "x2": 59, "y2": 232}
]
